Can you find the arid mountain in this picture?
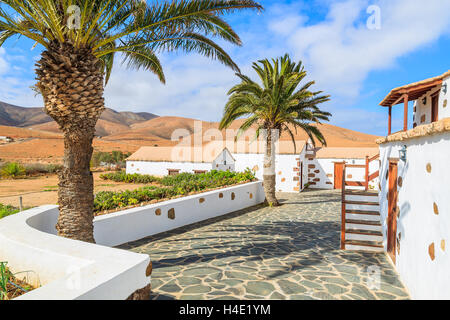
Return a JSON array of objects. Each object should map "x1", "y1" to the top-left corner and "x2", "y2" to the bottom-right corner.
[
  {"x1": 31, "y1": 119, "x2": 132, "y2": 137},
  {"x1": 0, "y1": 101, "x2": 379, "y2": 163},
  {"x1": 0, "y1": 100, "x2": 158, "y2": 130},
  {"x1": 107, "y1": 116, "x2": 379, "y2": 148}
]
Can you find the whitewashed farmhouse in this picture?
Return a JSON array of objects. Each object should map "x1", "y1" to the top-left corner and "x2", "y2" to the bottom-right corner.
[
  {"x1": 126, "y1": 136, "x2": 380, "y2": 193},
  {"x1": 375, "y1": 70, "x2": 450, "y2": 299},
  {"x1": 126, "y1": 144, "x2": 236, "y2": 176}
]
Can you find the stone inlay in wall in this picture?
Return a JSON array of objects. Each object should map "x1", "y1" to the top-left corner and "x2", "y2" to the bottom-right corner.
[
  {"x1": 281, "y1": 178, "x2": 286, "y2": 182},
  {"x1": 155, "y1": 209, "x2": 162, "y2": 216},
  {"x1": 441, "y1": 240, "x2": 446, "y2": 252},
  {"x1": 231, "y1": 192, "x2": 236, "y2": 200},
  {"x1": 168, "y1": 208, "x2": 175, "y2": 220},
  {"x1": 314, "y1": 170, "x2": 320, "y2": 173},
  {"x1": 433, "y1": 203, "x2": 439, "y2": 215},
  {"x1": 199, "y1": 198, "x2": 205, "y2": 204},
  {"x1": 278, "y1": 171, "x2": 282, "y2": 175},
  {"x1": 146, "y1": 261, "x2": 153, "y2": 277},
  {"x1": 219, "y1": 193, "x2": 224, "y2": 199},
  {"x1": 398, "y1": 177, "x2": 403, "y2": 187},
  {"x1": 327, "y1": 174, "x2": 333, "y2": 178},
  {"x1": 444, "y1": 99, "x2": 447, "y2": 108},
  {"x1": 426, "y1": 163, "x2": 432, "y2": 173},
  {"x1": 421, "y1": 115, "x2": 426, "y2": 123},
  {"x1": 308, "y1": 165, "x2": 315, "y2": 169},
  {"x1": 249, "y1": 193, "x2": 253, "y2": 199},
  {"x1": 428, "y1": 243, "x2": 435, "y2": 261},
  {"x1": 347, "y1": 174, "x2": 352, "y2": 179}
]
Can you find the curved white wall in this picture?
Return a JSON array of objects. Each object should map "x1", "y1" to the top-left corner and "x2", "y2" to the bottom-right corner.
[
  {"x1": 0, "y1": 182, "x2": 264, "y2": 299},
  {"x1": 0, "y1": 206, "x2": 150, "y2": 300}
]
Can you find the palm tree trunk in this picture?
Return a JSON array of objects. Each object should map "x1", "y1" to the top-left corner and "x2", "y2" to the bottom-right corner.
[
  {"x1": 263, "y1": 129, "x2": 279, "y2": 206},
  {"x1": 57, "y1": 128, "x2": 96, "y2": 242},
  {"x1": 36, "y1": 42, "x2": 105, "y2": 242}
]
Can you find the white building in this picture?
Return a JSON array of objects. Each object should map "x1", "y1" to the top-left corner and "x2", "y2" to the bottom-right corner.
[
  {"x1": 126, "y1": 137, "x2": 379, "y2": 193},
  {"x1": 126, "y1": 144, "x2": 236, "y2": 176},
  {"x1": 377, "y1": 70, "x2": 450, "y2": 299}
]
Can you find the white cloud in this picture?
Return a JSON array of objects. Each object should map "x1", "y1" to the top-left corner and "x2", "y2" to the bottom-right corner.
[
  {"x1": 0, "y1": 48, "x2": 9, "y2": 75},
  {"x1": 0, "y1": 48, "x2": 42, "y2": 107},
  {"x1": 104, "y1": 54, "x2": 239, "y2": 120},
  {"x1": 284, "y1": 0, "x2": 450, "y2": 97}
]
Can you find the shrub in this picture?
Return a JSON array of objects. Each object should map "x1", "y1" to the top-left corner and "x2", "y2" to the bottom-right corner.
[
  {"x1": 94, "y1": 169, "x2": 256, "y2": 213},
  {"x1": 0, "y1": 162, "x2": 26, "y2": 179},
  {"x1": 91, "y1": 151, "x2": 131, "y2": 168},
  {"x1": 100, "y1": 171, "x2": 161, "y2": 184},
  {"x1": 23, "y1": 163, "x2": 62, "y2": 175},
  {"x1": 0, "y1": 204, "x2": 19, "y2": 219}
]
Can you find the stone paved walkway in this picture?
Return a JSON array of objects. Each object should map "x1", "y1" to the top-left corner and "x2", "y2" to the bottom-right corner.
[{"x1": 120, "y1": 190, "x2": 410, "y2": 300}]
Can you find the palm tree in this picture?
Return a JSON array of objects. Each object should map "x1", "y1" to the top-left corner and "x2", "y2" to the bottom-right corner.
[
  {"x1": 0, "y1": 0, "x2": 262, "y2": 242},
  {"x1": 220, "y1": 54, "x2": 331, "y2": 206}
]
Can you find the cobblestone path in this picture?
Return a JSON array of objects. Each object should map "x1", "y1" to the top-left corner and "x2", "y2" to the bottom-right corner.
[{"x1": 120, "y1": 190, "x2": 410, "y2": 300}]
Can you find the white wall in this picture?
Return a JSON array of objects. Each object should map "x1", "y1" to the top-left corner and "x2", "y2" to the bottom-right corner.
[
  {"x1": 232, "y1": 153, "x2": 304, "y2": 193},
  {"x1": 307, "y1": 158, "x2": 379, "y2": 190},
  {"x1": 94, "y1": 181, "x2": 265, "y2": 246},
  {"x1": 0, "y1": 182, "x2": 264, "y2": 300},
  {"x1": 127, "y1": 161, "x2": 212, "y2": 176},
  {"x1": 379, "y1": 131, "x2": 450, "y2": 299},
  {"x1": 0, "y1": 206, "x2": 150, "y2": 300},
  {"x1": 413, "y1": 76, "x2": 450, "y2": 126}
]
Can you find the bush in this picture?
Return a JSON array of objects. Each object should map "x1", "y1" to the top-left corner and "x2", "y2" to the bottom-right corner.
[
  {"x1": 91, "y1": 151, "x2": 131, "y2": 168},
  {"x1": 94, "y1": 169, "x2": 256, "y2": 213},
  {"x1": 0, "y1": 204, "x2": 19, "y2": 219},
  {"x1": 100, "y1": 171, "x2": 161, "y2": 184},
  {"x1": 0, "y1": 162, "x2": 26, "y2": 179},
  {"x1": 23, "y1": 163, "x2": 62, "y2": 175}
]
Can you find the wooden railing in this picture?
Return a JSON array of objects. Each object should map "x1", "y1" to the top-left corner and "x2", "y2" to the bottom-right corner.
[
  {"x1": 364, "y1": 154, "x2": 380, "y2": 191},
  {"x1": 341, "y1": 164, "x2": 347, "y2": 249},
  {"x1": 340, "y1": 153, "x2": 380, "y2": 250}
]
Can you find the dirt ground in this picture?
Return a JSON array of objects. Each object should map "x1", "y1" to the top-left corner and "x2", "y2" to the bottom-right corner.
[{"x1": 0, "y1": 172, "x2": 147, "y2": 208}]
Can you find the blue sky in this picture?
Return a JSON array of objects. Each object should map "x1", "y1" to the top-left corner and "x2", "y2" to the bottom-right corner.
[{"x1": 1, "y1": 0, "x2": 450, "y2": 136}]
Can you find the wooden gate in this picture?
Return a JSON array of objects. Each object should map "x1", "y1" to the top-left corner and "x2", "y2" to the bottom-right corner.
[{"x1": 387, "y1": 160, "x2": 399, "y2": 263}]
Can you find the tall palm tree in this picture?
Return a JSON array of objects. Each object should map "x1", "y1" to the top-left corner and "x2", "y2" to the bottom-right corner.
[
  {"x1": 0, "y1": 0, "x2": 262, "y2": 242},
  {"x1": 220, "y1": 54, "x2": 331, "y2": 206}
]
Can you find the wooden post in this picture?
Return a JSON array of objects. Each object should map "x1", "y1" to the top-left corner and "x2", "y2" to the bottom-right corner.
[
  {"x1": 365, "y1": 156, "x2": 369, "y2": 191},
  {"x1": 403, "y1": 94, "x2": 409, "y2": 132},
  {"x1": 19, "y1": 196, "x2": 23, "y2": 212},
  {"x1": 341, "y1": 163, "x2": 346, "y2": 250},
  {"x1": 388, "y1": 106, "x2": 392, "y2": 135}
]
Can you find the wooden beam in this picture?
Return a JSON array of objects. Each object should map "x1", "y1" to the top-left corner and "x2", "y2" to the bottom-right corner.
[
  {"x1": 388, "y1": 106, "x2": 392, "y2": 135},
  {"x1": 403, "y1": 94, "x2": 408, "y2": 131}
]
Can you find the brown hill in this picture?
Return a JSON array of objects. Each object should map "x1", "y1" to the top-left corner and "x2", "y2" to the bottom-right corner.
[
  {"x1": 106, "y1": 116, "x2": 379, "y2": 148},
  {"x1": 0, "y1": 125, "x2": 62, "y2": 139},
  {"x1": 31, "y1": 119, "x2": 131, "y2": 137},
  {"x1": 109, "y1": 116, "x2": 218, "y2": 141},
  {"x1": 0, "y1": 100, "x2": 158, "y2": 128}
]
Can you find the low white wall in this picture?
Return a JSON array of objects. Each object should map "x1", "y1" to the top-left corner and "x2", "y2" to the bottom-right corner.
[
  {"x1": 0, "y1": 182, "x2": 264, "y2": 299},
  {"x1": 127, "y1": 161, "x2": 211, "y2": 176},
  {"x1": 379, "y1": 131, "x2": 450, "y2": 299},
  {"x1": 232, "y1": 153, "x2": 303, "y2": 193},
  {"x1": 94, "y1": 181, "x2": 265, "y2": 247},
  {"x1": 0, "y1": 206, "x2": 150, "y2": 300}
]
